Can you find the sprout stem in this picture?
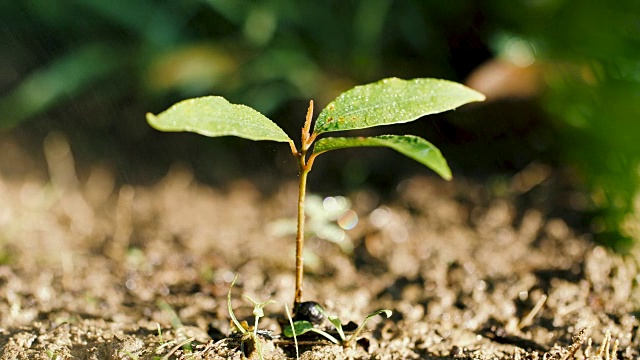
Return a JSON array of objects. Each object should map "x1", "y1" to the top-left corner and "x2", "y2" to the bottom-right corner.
[
  {"x1": 293, "y1": 99, "x2": 322, "y2": 306},
  {"x1": 294, "y1": 100, "x2": 316, "y2": 306},
  {"x1": 294, "y1": 155, "x2": 309, "y2": 305}
]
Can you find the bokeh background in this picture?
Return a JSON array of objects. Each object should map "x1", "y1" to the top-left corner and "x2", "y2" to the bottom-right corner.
[{"x1": 1, "y1": 0, "x2": 639, "y2": 251}]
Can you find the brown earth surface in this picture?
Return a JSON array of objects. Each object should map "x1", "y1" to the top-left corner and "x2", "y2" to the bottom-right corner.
[{"x1": 0, "y1": 135, "x2": 639, "y2": 359}]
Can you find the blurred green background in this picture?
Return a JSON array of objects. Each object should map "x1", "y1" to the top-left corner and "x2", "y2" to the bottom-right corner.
[{"x1": 1, "y1": 0, "x2": 639, "y2": 251}]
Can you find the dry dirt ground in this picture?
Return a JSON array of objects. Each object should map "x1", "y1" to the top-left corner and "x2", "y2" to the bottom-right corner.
[{"x1": 0, "y1": 136, "x2": 639, "y2": 359}]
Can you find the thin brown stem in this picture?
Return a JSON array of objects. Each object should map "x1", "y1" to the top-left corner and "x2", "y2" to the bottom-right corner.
[
  {"x1": 294, "y1": 154, "x2": 309, "y2": 305},
  {"x1": 293, "y1": 99, "x2": 320, "y2": 306},
  {"x1": 293, "y1": 99, "x2": 316, "y2": 306}
]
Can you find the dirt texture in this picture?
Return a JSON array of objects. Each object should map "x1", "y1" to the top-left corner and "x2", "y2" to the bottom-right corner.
[{"x1": 0, "y1": 137, "x2": 639, "y2": 359}]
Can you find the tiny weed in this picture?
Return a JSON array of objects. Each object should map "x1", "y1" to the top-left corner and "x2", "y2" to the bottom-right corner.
[
  {"x1": 45, "y1": 349, "x2": 58, "y2": 360},
  {"x1": 227, "y1": 275, "x2": 277, "y2": 360},
  {"x1": 158, "y1": 300, "x2": 192, "y2": 353},
  {"x1": 242, "y1": 294, "x2": 277, "y2": 338},
  {"x1": 156, "y1": 323, "x2": 164, "y2": 345},
  {"x1": 120, "y1": 350, "x2": 139, "y2": 360}
]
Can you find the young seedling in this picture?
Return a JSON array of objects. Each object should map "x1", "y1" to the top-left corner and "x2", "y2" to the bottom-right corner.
[
  {"x1": 283, "y1": 304, "x2": 391, "y2": 348},
  {"x1": 147, "y1": 77, "x2": 485, "y2": 308},
  {"x1": 242, "y1": 294, "x2": 277, "y2": 339},
  {"x1": 227, "y1": 275, "x2": 276, "y2": 360}
]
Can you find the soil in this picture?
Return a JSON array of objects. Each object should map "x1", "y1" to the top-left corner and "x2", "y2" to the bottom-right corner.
[{"x1": 0, "y1": 135, "x2": 639, "y2": 360}]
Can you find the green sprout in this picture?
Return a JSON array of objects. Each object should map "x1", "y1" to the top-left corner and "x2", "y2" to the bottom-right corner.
[
  {"x1": 147, "y1": 77, "x2": 485, "y2": 307},
  {"x1": 284, "y1": 304, "x2": 392, "y2": 348},
  {"x1": 227, "y1": 275, "x2": 276, "y2": 360},
  {"x1": 284, "y1": 302, "x2": 299, "y2": 360},
  {"x1": 242, "y1": 294, "x2": 277, "y2": 339}
]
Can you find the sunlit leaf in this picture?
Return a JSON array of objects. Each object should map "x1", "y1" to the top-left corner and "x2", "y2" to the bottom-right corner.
[
  {"x1": 146, "y1": 96, "x2": 292, "y2": 142},
  {"x1": 314, "y1": 77, "x2": 485, "y2": 134},
  {"x1": 312, "y1": 135, "x2": 451, "y2": 180}
]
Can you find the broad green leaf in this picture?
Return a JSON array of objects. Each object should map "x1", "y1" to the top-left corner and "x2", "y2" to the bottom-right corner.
[
  {"x1": 314, "y1": 78, "x2": 485, "y2": 134},
  {"x1": 312, "y1": 135, "x2": 452, "y2": 180},
  {"x1": 146, "y1": 96, "x2": 292, "y2": 142}
]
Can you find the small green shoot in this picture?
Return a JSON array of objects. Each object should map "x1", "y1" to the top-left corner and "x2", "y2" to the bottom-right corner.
[
  {"x1": 242, "y1": 294, "x2": 277, "y2": 338},
  {"x1": 156, "y1": 323, "x2": 164, "y2": 345},
  {"x1": 147, "y1": 77, "x2": 485, "y2": 307},
  {"x1": 284, "y1": 302, "x2": 299, "y2": 360},
  {"x1": 157, "y1": 300, "x2": 192, "y2": 353},
  {"x1": 227, "y1": 275, "x2": 277, "y2": 360},
  {"x1": 227, "y1": 275, "x2": 247, "y2": 335},
  {"x1": 45, "y1": 349, "x2": 58, "y2": 360},
  {"x1": 284, "y1": 304, "x2": 392, "y2": 348},
  {"x1": 158, "y1": 300, "x2": 193, "y2": 353},
  {"x1": 120, "y1": 350, "x2": 139, "y2": 360}
]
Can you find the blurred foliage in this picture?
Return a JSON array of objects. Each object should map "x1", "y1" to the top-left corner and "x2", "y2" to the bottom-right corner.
[
  {"x1": 0, "y1": 0, "x2": 487, "y2": 128},
  {"x1": 488, "y1": 0, "x2": 640, "y2": 251},
  {"x1": 1, "y1": 0, "x2": 639, "y2": 250}
]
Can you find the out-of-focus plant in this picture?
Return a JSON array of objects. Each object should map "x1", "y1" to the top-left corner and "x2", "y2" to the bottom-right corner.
[
  {"x1": 268, "y1": 194, "x2": 358, "y2": 254},
  {"x1": 1, "y1": 1, "x2": 482, "y2": 129},
  {"x1": 0, "y1": 44, "x2": 125, "y2": 129},
  {"x1": 486, "y1": 0, "x2": 640, "y2": 251}
]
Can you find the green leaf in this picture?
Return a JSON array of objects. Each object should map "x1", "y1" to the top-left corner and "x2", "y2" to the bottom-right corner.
[
  {"x1": 327, "y1": 316, "x2": 346, "y2": 341},
  {"x1": 312, "y1": 135, "x2": 452, "y2": 180},
  {"x1": 146, "y1": 96, "x2": 292, "y2": 142},
  {"x1": 283, "y1": 320, "x2": 341, "y2": 344},
  {"x1": 284, "y1": 321, "x2": 314, "y2": 338},
  {"x1": 314, "y1": 77, "x2": 485, "y2": 135}
]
